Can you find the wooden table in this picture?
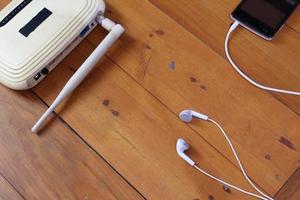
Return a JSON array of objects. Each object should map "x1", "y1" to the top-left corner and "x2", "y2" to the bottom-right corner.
[{"x1": 1, "y1": 0, "x2": 300, "y2": 199}]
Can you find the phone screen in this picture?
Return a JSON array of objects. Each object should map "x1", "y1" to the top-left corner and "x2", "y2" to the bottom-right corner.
[{"x1": 232, "y1": 0, "x2": 299, "y2": 39}]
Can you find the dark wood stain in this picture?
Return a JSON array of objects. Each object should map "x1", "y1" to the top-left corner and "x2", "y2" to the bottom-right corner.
[
  {"x1": 200, "y1": 85, "x2": 207, "y2": 90},
  {"x1": 102, "y1": 99, "x2": 110, "y2": 107},
  {"x1": 111, "y1": 110, "x2": 120, "y2": 117},
  {"x1": 145, "y1": 45, "x2": 151, "y2": 50},
  {"x1": 279, "y1": 137, "x2": 296, "y2": 151},
  {"x1": 168, "y1": 61, "x2": 176, "y2": 70},
  {"x1": 223, "y1": 185, "x2": 231, "y2": 193},
  {"x1": 155, "y1": 29, "x2": 165, "y2": 36},
  {"x1": 190, "y1": 77, "x2": 197, "y2": 83},
  {"x1": 189, "y1": 76, "x2": 207, "y2": 90},
  {"x1": 265, "y1": 154, "x2": 272, "y2": 160}
]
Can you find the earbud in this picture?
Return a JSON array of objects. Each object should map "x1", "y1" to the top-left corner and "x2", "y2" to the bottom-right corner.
[
  {"x1": 179, "y1": 110, "x2": 209, "y2": 123},
  {"x1": 176, "y1": 138, "x2": 195, "y2": 166},
  {"x1": 176, "y1": 113, "x2": 273, "y2": 200}
]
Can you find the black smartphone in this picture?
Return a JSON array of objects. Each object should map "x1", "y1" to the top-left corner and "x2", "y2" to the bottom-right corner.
[{"x1": 231, "y1": 0, "x2": 299, "y2": 40}]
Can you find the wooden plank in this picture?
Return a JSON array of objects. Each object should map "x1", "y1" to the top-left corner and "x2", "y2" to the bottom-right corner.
[
  {"x1": 34, "y1": 42, "x2": 267, "y2": 199},
  {"x1": 0, "y1": 1, "x2": 142, "y2": 198},
  {"x1": 150, "y1": 0, "x2": 300, "y2": 114},
  {"x1": 275, "y1": 168, "x2": 300, "y2": 200},
  {"x1": 287, "y1": 7, "x2": 300, "y2": 33},
  {"x1": 82, "y1": 0, "x2": 300, "y2": 195},
  {"x1": 0, "y1": 86, "x2": 143, "y2": 200},
  {"x1": 0, "y1": 0, "x2": 9, "y2": 9},
  {"x1": 1, "y1": 2, "x2": 297, "y2": 199},
  {"x1": 0, "y1": 0, "x2": 143, "y2": 199},
  {"x1": 0, "y1": 175, "x2": 23, "y2": 200}
]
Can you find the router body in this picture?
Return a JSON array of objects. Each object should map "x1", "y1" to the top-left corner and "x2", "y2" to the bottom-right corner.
[{"x1": 0, "y1": 0, "x2": 105, "y2": 90}]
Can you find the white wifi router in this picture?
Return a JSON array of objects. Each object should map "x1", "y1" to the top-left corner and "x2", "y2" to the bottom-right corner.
[
  {"x1": 0, "y1": 0, "x2": 109, "y2": 89},
  {"x1": 0, "y1": 0, "x2": 124, "y2": 132}
]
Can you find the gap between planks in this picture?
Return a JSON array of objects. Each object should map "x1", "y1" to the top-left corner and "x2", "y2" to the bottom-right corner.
[
  {"x1": 0, "y1": 171, "x2": 25, "y2": 200},
  {"x1": 31, "y1": 90, "x2": 147, "y2": 200},
  {"x1": 148, "y1": 0, "x2": 300, "y2": 119}
]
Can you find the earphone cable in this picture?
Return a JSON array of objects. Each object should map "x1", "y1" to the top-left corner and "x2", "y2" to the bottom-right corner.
[
  {"x1": 207, "y1": 118, "x2": 274, "y2": 200},
  {"x1": 193, "y1": 164, "x2": 270, "y2": 200}
]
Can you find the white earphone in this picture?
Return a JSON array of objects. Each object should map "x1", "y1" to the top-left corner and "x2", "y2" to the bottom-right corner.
[
  {"x1": 177, "y1": 109, "x2": 274, "y2": 200},
  {"x1": 179, "y1": 110, "x2": 208, "y2": 122},
  {"x1": 176, "y1": 138, "x2": 195, "y2": 166}
]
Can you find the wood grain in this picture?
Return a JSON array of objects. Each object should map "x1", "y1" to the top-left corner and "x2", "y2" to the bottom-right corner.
[
  {"x1": 0, "y1": 2, "x2": 142, "y2": 199},
  {"x1": 34, "y1": 40, "x2": 267, "y2": 199},
  {"x1": 287, "y1": 6, "x2": 300, "y2": 33},
  {"x1": 0, "y1": 175, "x2": 23, "y2": 200},
  {"x1": 0, "y1": 0, "x2": 8, "y2": 9},
  {"x1": 0, "y1": 85, "x2": 143, "y2": 200},
  {"x1": 275, "y1": 167, "x2": 300, "y2": 200},
  {"x1": 149, "y1": 0, "x2": 300, "y2": 114},
  {"x1": 1, "y1": 0, "x2": 300, "y2": 199},
  {"x1": 84, "y1": 0, "x2": 300, "y2": 194}
]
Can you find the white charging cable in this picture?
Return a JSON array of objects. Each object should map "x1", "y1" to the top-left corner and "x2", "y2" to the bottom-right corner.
[
  {"x1": 178, "y1": 110, "x2": 274, "y2": 200},
  {"x1": 226, "y1": 21, "x2": 300, "y2": 96}
]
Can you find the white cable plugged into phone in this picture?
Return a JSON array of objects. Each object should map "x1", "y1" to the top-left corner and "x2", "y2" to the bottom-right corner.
[
  {"x1": 226, "y1": 21, "x2": 300, "y2": 96},
  {"x1": 177, "y1": 110, "x2": 274, "y2": 200},
  {"x1": 31, "y1": 17, "x2": 124, "y2": 133}
]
